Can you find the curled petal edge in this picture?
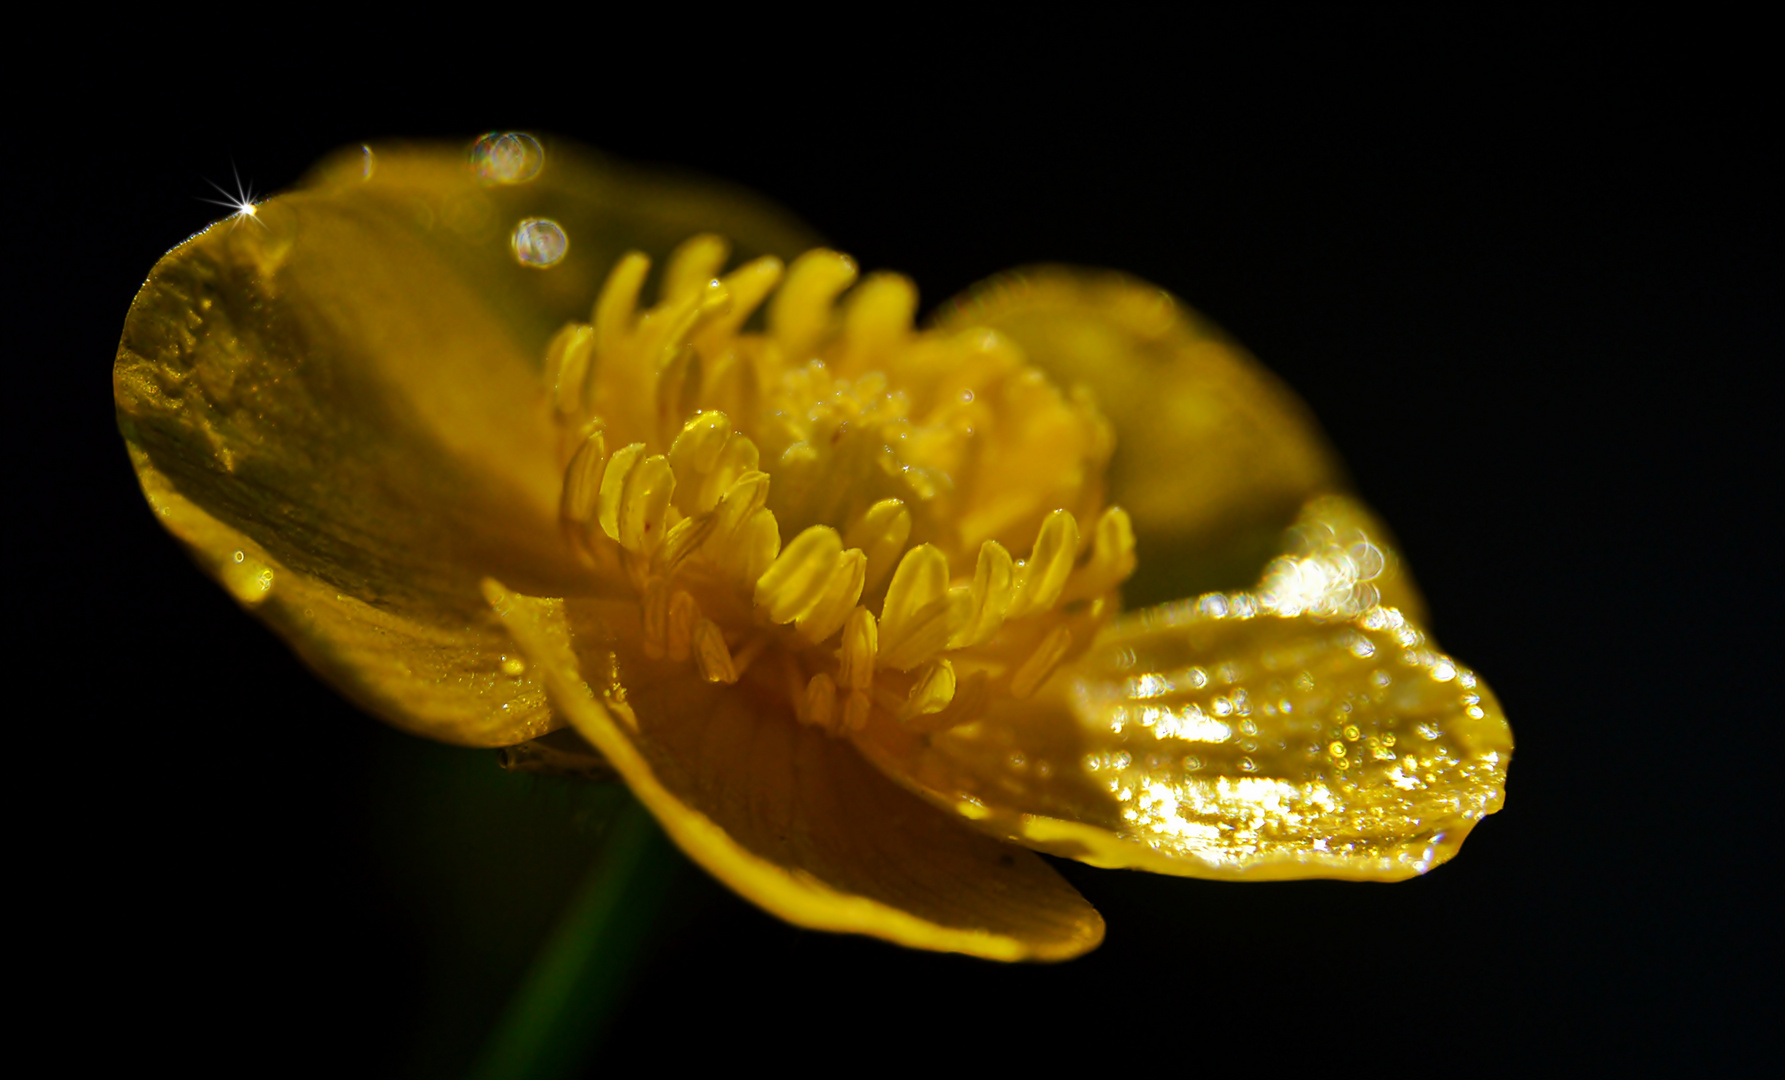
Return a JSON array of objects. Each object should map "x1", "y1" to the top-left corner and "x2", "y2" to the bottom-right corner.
[{"x1": 483, "y1": 579, "x2": 1106, "y2": 962}]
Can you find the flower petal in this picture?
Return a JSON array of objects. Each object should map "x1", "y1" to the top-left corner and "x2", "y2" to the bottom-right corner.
[
  {"x1": 483, "y1": 580, "x2": 1105, "y2": 960},
  {"x1": 854, "y1": 495, "x2": 1510, "y2": 881},
  {"x1": 116, "y1": 141, "x2": 819, "y2": 746},
  {"x1": 939, "y1": 269, "x2": 1349, "y2": 606}
]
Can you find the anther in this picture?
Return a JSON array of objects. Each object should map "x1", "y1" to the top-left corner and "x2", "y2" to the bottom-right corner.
[
  {"x1": 950, "y1": 539, "x2": 1014, "y2": 648},
  {"x1": 1010, "y1": 624, "x2": 1074, "y2": 699},
  {"x1": 641, "y1": 578, "x2": 670, "y2": 660},
  {"x1": 899, "y1": 658, "x2": 957, "y2": 722},
  {"x1": 842, "y1": 498, "x2": 912, "y2": 596},
  {"x1": 878, "y1": 545, "x2": 971, "y2": 670},
  {"x1": 668, "y1": 411, "x2": 734, "y2": 513},
  {"x1": 840, "y1": 273, "x2": 917, "y2": 375},
  {"x1": 560, "y1": 427, "x2": 608, "y2": 528},
  {"x1": 545, "y1": 323, "x2": 597, "y2": 421},
  {"x1": 769, "y1": 249, "x2": 858, "y2": 363},
  {"x1": 1008, "y1": 510, "x2": 1080, "y2": 619},
  {"x1": 1063, "y1": 505, "x2": 1136, "y2": 602},
  {"x1": 597, "y1": 443, "x2": 646, "y2": 543},
  {"x1": 618, "y1": 453, "x2": 676, "y2": 557},
  {"x1": 796, "y1": 548, "x2": 866, "y2": 644},
  {"x1": 654, "y1": 512, "x2": 716, "y2": 577},
  {"x1": 692, "y1": 256, "x2": 783, "y2": 357},
  {"x1": 836, "y1": 606, "x2": 878, "y2": 692},
  {"x1": 593, "y1": 252, "x2": 650, "y2": 355},
  {"x1": 803, "y1": 672, "x2": 838, "y2": 732},
  {"x1": 693, "y1": 619, "x2": 739, "y2": 684},
  {"x1": 755, "y1": 525, "x2": 844, "y2": 624},
  {"x1": 843, "y1": 689, "x2": 873, "y2": 732},
  {"x1": 661, "y1": 234, "x2": 731, "y2": 304},
  {"x1": 697, "y1": 434, "x2": 762, "y2": 513},
  {"x1": 728, "y1": 508, "x2": 781, "y2": 586},
  {"x1": 666, "y1": 591, "x2": 701, "y2": 662}
]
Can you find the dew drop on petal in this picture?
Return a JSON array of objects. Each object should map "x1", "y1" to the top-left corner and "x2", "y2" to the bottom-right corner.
[{"x1": 512, "y1": 218, "x2": 568, "y2": 268}]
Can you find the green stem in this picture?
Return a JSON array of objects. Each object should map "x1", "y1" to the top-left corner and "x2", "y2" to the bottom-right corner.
[{"x1": 468, "y1": 794, "x2": 672, "y2": 1080}]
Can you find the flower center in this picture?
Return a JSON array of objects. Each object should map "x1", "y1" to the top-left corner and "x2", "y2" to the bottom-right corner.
[{"x1": 549, "y1": 236, "x2": 1135, "y2": 735}]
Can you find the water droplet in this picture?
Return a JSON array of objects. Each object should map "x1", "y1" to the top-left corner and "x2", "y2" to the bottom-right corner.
[
  {"x1": 358, "y1": 144, "x2": 375, "y2": 180},
  {"x1": 470, "y1": 131, "x2": 544, "y2": 184},
  {"x1": 500, "y1": 655, "x2": 527, "y2": 677},
  {"x1": 1007, "y1": 751, "x2": 1027, "y2": 771},
  {"x1": 232, "y1": 550, "x2": 245, "y2": 563},
  {"x1": 512, "y1": 218, "x2": 568, "y2": 268},
  {"x1": 1343, "y1": 724, "x2": 1360, "y2": 741},
  {"x1": 1239, "y1": 756, "x2": 1257, "y2": 772}
]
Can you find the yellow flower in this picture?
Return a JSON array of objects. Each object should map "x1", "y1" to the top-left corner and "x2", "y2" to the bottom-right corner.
[{"x1": 115, "y1": 137, "x2": 1511, "y2": 961}]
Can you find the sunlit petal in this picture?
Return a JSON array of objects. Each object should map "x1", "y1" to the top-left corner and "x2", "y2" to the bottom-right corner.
[
  {"x1": 854, "y1": 495, "x2": 1507, "y2": 880},
  {"x1": 116, "y1": 143, "x2": 818, "y2": 746}
]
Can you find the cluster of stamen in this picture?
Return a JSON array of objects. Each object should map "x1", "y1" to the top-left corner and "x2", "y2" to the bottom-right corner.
[{"x1": 547, "y1": 235, "x2": 1137, "y2": 738}]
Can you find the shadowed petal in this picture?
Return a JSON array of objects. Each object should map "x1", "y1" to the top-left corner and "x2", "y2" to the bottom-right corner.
[
  {"x1": 939, "y1": 269, "x2": 1352, "y2": 608},
  {"x1": 115, "y1": 142, "x2": 819, "y2": 745},
  {"x1": 484, "y1": 581, "x2": 1106, "y2": 960}
]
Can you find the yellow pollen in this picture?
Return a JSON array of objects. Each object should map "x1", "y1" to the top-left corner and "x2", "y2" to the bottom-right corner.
[{"x1": 549, "y1": 237, "x2": 1135, "y2": 739}]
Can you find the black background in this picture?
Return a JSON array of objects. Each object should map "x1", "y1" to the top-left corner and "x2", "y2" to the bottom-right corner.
[{"x1": 18, "y1": 22, "x2": 1774, "y2": 1077}]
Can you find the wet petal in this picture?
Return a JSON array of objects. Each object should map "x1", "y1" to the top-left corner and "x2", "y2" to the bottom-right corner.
[
  {"x1": 854, "y1": 495, "x2": 1509, "y2": 881},
  {"x1": 484, "y1": 580, "x2": 1104, "y2": 960},
  {"x1": 116, "y1": 141, "x2": 819, "y2": 746},
  {"x1": 939, "y1": 269, "x2": 1346, "y2": 606}
]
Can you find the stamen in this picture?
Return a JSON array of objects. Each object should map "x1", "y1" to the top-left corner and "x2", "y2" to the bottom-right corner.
[
  {"x1": 641, "y1": 578, "x2": 670, "y2": 660},
  {"x1": 662, "y1": 234, "x2": 730, "y2": 304},
  {"x1": 597, "y1": 443, "x2": 646, "y2": 543},
  {"x1": 878, "y1": 545, "x2": 972, "y2": 671},
  {"x1": 560, "y1": 427, "x2": 608, "y2": 528},
  {"x1": 769, "y1": 250, "x2": 858, "y2": 363},
  {"x1": 545, "y1": 323, "x2": 597, "y2": 421},
  {"x1": 728, "y1": 508, "x2": 781, "y2": 586},
  {"x1": 899, "y1": 658, "x2": 956, "y2": 721},
  {"x1": 654, "y1": 512, "x2": 716, "y2": 577},
  {"x1": 668, "y1": 411, "x2": 734, "y2": 512},
  {"x1": 836, "y1": 606, "x2": 878, "y2": 691},
  {"x1": 842, "y1": 498, "x2": 912, "y2": 596},
  {"x1": 840, "y1": 273, "x2": 917, "y2": 375},
  {"x1": 692, "y1": 256, "x2": 783, "y2": 356},
  {"x1": 618, "y1": 453, "x2": 676, "y2": 557},
  {"x1": 950, "y1": 539, "x2": 1014, "y2": 648},
  {"x1": 593, "y1": 252, "x2": 650, "y2": 356},
  {"x1": 1008, "y1": 510, "x2": 1080, "y2": 619},
  {"x1": 803, "y1": 672, "x2": 838, "y2": 732},
  {"x1": 1063, "y1": 505, "x2": 1137, "y2": 602},
  {"x1": 666, "y1": 590, "x2": 701, "y2": 662},
  {"x1": 557, "y1": 242, "x2": 1133, "y2": 747},
  {"x1": 693, "y1": 618, "x2": 739, "y2": 684},
  {"x1": 697, "y1": 433, "x2": 762, "y2": 513},
  {"x1": 708, "y1": 471, "x2": 771, "y2": 543},
  {"x1": 1010, "y1": 624, "x2": 1074, "y2": 699},
  {"x1": 843, "y1": 689, "x2": 873, "y2": 732},
  {"x1": 755, "y1": 525, "x2": 844, "y2": 624},
  {"x1": 795, "y1": 549, "x2": 866, "y2": 644},
  {"x1": 905, "y1": 670, "x2": 990, "y2": 733}
]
